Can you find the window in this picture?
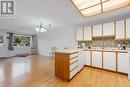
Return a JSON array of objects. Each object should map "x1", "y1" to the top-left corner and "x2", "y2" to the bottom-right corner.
[{"x1": 13, "y1": 35, "x2": 31, "y2": 47}]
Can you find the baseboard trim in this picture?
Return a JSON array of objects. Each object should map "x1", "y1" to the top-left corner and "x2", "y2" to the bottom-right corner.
[{"x1": 85, "y1": 65, "x2": 128, "y2": 75}]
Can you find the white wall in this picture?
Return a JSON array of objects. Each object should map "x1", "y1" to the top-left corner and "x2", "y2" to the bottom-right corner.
[
  {"x1": 0, "y1": 29, "x2": 9, "y2": 57},
  {"x1": 37, "y1": 27, "x2": 77, "y2": 56},
  {"x1": 0, "y1": 29, "x2": 32, "y2": 58}
]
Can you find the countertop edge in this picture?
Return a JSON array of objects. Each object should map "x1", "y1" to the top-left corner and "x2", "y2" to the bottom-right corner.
[{"x1": 55, "y1": 49, "x2": 129, "y2": 54}]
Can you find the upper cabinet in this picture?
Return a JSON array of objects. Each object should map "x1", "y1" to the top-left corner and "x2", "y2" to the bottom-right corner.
[
  {"x1": 76, "y1": 27, "x2": 83, "y2": 41},
  {"x1": 116, "y1": 20, "x2": 125, "y2": 39},
  {"x1": 93, "y1": 24, "x2": 102, "y2": 37},
  {"x1": 126, "y1": 18, "x2": 130, "y2": 39},
  {"x1": 76, "y1": 18, "x2": 130, "y2": 41},
  {"x1": 84, "y1": 26, "x2": 92, "y2": 41},
  {"x1": 103, "y1": 22, "x2": 114, "y2": 36}
]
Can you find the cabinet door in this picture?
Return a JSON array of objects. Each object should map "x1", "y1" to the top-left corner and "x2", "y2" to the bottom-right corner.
[
  {"x1": 84, "y1": 26, "x2": 92, "y2": 40},
  {"x1": 126, "y1": 18, "x2": 130, "y2": 39},
  {"x1": 78, "y1": 52, "x2": 82, "y2": 72},
  {"x1": 116, "y1": 20, "x2": 125, "y2": 39},
  {"x1": 93, "y1": 24, "x2": 102, "y2": 37},
  {"x1": 103, "y1": 22, "x2": 114, "y2": 36},
  {"x1": 84, "y1": 51, "x2": 91, "y2": 66},
  {"x1": 92, "y1": 51, "x2": 102, "y2": 68},
  {"x1": 118, "y1": 53, "x2": 129, "y2": 73},
  {"x1": 78, "y1": 51, "x2": 84, "y2": 71},
  {"x1": 103, "y1": 52, "x2": 116, "y2": 71},
  {"x1": 76, "y1": 27, "x2": 83, "y2": 41}
]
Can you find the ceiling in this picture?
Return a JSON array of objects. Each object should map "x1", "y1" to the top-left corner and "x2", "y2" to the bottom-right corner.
[{"x1": 0, "y1": 0, "x2": 130, "y2": 34}]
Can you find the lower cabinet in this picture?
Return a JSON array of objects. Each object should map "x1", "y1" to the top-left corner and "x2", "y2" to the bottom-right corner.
[
  {"x1": 70, "y1": 67, "x2": 78, "y2": 79},
  {"x1": 118, "y1": 53, "x2": 129, "y2": 74},
  {"x1": 55, "y1": 50, "x2": 129, "y2": 81},
  {"x1": 103, "y1": 52, "x2": 116, "y2": 71},
  {"x1": 78, "y1": 51, "x2": 85, "y2": 71},
  {"x1": 84, "y1": 51, "x2": 91, "y2": 66},
  {"x1": 92, "y1": 51, "x2": 102, "y2": 68},
  {"x1": 55, "y1": 52, "x2": 79, "y2": 81}
]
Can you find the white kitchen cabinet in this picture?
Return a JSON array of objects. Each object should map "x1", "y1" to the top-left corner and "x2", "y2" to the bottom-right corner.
[
  {"x1": 92, "y1": 51, "x2": 102, "y2": 68},
  {"x1": 103, "y1": 52, "x2": 116, "y2": 71},
  {"x1": 76, "y1": 27, "x2": 84, "y2": 41},
  {"x1": 93, "y1": 24, "x2": 102, "y2": 37},
  {"x1": 70, "y1": 67, "x2": 78, "y2": 79},
  {"x1": 78, "y1": 51, "x2": 85, "y2": 71},
  {"x1": 126, "y1": 18, "x2": 130, "y2": 39},
  {"x1": 103, "y1": 22, "x2": 114, "y2": 36},
  {"x1": 84, "y1": 51, "x2": 91, "y2": 66},
  {"x1": 82, "y1": 51, "x2": 86, "y2": 66},
  {"x1": 84, "y1": 26, "x2": 92, "y2": 40},
  {"x1": 116, "y1": 20, "x2": 125, "y2": 39},
  {"x1": 118, "y1": 53, "x2": 129, "y2": 73}
]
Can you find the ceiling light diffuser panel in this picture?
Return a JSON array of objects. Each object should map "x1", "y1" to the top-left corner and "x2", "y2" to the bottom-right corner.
[
  {"x1": 81, "y1": 4, "x2": 101, "y2": 17},
  {"x1": 103, "y1": 0, "x2": 130, "y2": 12},
  {"x1": 71, "y1": 0, "x2": 130, "y2": 17}
]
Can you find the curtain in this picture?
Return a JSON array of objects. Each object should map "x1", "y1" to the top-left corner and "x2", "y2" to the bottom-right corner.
[
  {"x1": 7, "y1": 32, "x2": 14, "y2": 50},
  {"x1": 31, "y1": 35, "x2": 37, "y2": 54}
]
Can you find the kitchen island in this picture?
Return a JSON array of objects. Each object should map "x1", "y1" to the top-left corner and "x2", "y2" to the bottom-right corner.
[{"x1": 55, "y1": 49, "x2": 82, "y2": 81}]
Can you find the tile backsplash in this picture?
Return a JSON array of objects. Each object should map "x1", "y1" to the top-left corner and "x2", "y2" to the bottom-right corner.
[{"x1": 78, "y1": 37, "x2": 130, "y2": 48}]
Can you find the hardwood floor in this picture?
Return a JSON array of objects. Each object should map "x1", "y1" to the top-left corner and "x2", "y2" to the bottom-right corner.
[{"x1": 0, "y1": 55, "x2": 130, "y2": 87}]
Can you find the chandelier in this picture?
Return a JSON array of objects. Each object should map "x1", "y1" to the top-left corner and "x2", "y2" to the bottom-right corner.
[{"x1": 36, "y1": 23, "x2": 51, "y2": 32}]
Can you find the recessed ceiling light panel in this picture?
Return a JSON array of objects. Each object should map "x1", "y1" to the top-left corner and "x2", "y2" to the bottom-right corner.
[
  {"x1": 71, "y1": 0, "x2": 130, "y2": 17},
  {"x1": 103, "y1": 0, "x2": 130, "y2": 12},
  {"x1": 72, "y1": 0, "x2": 101, "y2": 10},
  {"x1": 81, "y1": 4, "x2": 101, "y2": 17}
]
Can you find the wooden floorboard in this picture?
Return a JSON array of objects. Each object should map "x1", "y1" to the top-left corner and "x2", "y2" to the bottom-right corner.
[{"x1": 0, "y1": 55, "x2": 130, "y2": 87}]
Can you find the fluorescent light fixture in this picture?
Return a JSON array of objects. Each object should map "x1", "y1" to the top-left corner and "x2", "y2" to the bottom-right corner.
[
  {"x1": 103, "y1": 0, "x2": 130, "y2": 12},
  {"x1": 73, "y1": 0, "x2": 101, "y2": 10},
  {"x1": 81, "y1": 4, "x2": 101, "y2": 17},
  {"x1": 71, "y1": 0, "x2": 130, "y2": 17}
]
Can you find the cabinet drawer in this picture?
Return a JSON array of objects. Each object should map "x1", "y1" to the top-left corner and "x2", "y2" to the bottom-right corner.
[
  {"x1": 70, "y1": 53, "x2": 78, "y2": 59},
  {"x1": 70, "y1": 61, "x2": 78, "y2": 71},
  {"x1": 70, "y1": 67, "x2": 78, "y2": 79},
  {"x1": 70, "y1": 57, "x2": 78, "y2": 64}
]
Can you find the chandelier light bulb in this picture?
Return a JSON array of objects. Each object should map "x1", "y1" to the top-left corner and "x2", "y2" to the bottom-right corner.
[
  {"x1": 41, "y1": 28, "x2": 46, "y2": 32},
  {"x1": 36, "y1": 27, "x2": 40, "y2": 32}
]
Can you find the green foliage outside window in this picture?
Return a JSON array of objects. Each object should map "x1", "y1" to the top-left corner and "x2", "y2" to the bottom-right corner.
[
  {"x1": 14, "y1": 36, "x2": 22, "y2": 44},
  {"x1": 14, "y1": 35, "x2": 31, "y2": 47}
]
